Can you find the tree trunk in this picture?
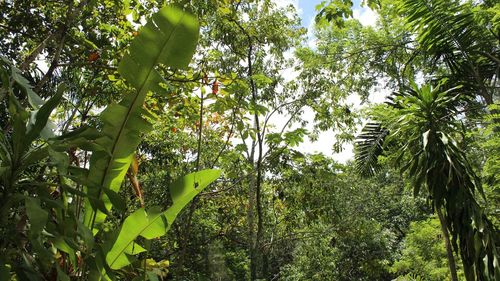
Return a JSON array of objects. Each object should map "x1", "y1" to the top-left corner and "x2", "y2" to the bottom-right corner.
[
  {"x1": 437, "y1": 207, "x2": 459, "y2": 281},
  {"x1": 248, "y1": 169, "x2": 257, "y2": 281},
  {"x1": 254, "y1": 134, "x2": 264, "y2": 280},
  {"x1": 246, "y1": 33, "x2": 264, "y2": 280}
]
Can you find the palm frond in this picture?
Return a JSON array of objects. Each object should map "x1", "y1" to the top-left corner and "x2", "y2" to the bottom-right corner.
[
  {"x1": 400, "y1": 0, "x2": 499, "y2": 103},
  {"x1": 354, "y1": 122, "x2": 389, "y2": 177}
]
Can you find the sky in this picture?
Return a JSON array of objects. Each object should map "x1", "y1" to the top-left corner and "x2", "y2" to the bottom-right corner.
[
  {"x1": 271, "y1": 0, "x2": 381, "y2": 163},
  {"x1": 278, "y1": 0, "x2": 378, "y2": 28}
]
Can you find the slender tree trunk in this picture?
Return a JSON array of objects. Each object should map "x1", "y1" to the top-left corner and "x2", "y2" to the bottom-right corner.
[
  {"x1": 178, "y1": 90, "x2": 206, "y2": 272},
  {"x1": 233, "y1": 11, "x2": 265, "y2": 279},
  {"x1": 247, "y1": 114, "x2": 263, "y2": 281},
  {"x1": 247, "y1": 113, "x2": 257, "y2": 281},
  {"x1": 254, "y1": 123, "x2": 264, "y2": 280},
  {"x1": 437, "y1": 206, "x2": 459, "y2": 281},
  {"x1": 248, "y1": 159, "x2": 257, "y2": 281},
  {"x1": 251, "y1": 67, "x2": 265, "y2": 281},
  {"x1": 245, "y1": 33, "x2": 265, "y2": 280}
]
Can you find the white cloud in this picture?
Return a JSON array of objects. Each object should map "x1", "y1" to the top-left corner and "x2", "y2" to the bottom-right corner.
[{"x1": 353, "y1": 7, "x2": 378, "y2": 27}]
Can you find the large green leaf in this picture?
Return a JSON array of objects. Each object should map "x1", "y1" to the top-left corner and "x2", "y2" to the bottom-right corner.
[
  {"x1": 25, "y1": 85, "x2": 64, "y2": 145},
  {"x1": 1, "y1": 55, "x2": 57, "y2": 142},
  {"x1": 105, "y1": 169, "x2": 221, "y2": 270},
  {"x1": 0, "y1": 57, "x2": 62, "y2": 184},
  {"x1": 0, "y1": 55, "x2": 44, "y2": 109},
  {"x1": 25, "y1": 197, "x2": 48, "y2": 236},
  {"x1": 83, "y1": 6, "x2": 200, "y2": 232}
]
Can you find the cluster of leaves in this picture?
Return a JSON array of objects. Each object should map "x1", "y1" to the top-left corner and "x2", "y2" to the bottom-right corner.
[
  {"x1": 0, "y1": 0, "x2": 498, "y2": 280},
  {"x1": 391, "y1": 217, "x2": 465, "y2": 280},
  {"x1": 273, "y1": 155, "x2": 429, "y2": 280},
  {"x1": 351, "y1": 0, "x2": 500, "y2": 279},
  {"x1": 0, "y1": 6, "x2": 221, "y2": 280}
]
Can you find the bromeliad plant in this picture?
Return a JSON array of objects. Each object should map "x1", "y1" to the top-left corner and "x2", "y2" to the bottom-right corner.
[
  {"x1": 355, "y1": 82, "x2": 499, "y2": 280},
  {"x1": 0, "y1": 6, "x2": 221, "y2": 280}
]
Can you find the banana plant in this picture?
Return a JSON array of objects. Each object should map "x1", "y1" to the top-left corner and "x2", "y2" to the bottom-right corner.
[
  {"x1": 83, "y1": 6, "x2": 200, "y2": 232},
  {"x1": 81, "y1": 6, "x2": 224, "y2": 278},
  {"x1": 1, "y1": 6, "x2": 221, "y2": 280}
]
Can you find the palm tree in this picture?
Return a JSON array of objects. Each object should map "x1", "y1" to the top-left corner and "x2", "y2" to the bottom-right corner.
[
  {"x1": 355, "y1": 83, "x2": 499, "y2": 280},
  {"x1": 355, "y1": 1, "x2": 499, "y2": 278}
]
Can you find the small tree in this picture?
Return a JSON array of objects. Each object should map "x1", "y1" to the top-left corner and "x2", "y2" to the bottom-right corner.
[{"x1": 355, "y1": 83, "x2": 499, "y2": 280}]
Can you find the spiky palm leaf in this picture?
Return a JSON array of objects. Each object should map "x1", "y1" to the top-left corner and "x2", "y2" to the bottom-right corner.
[
  {"x1": 354, "y1": 122, "x2": 389, "y2": 177},
  {"x1": 395, "y1": 87, "x2": 498, "y2": 281}
]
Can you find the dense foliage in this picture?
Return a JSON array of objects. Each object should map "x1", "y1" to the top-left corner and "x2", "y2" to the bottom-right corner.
[{"x1": 0, "y1": 0, "x2": 498, "y2": 280}]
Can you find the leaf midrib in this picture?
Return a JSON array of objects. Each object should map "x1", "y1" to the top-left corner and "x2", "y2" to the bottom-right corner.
[{"x1": 95, "y1": 11, "x2": 185, "y2": 219}]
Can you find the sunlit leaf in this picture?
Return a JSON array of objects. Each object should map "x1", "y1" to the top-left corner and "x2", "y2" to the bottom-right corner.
[
  {"x1": 83, "y1": 6, "x2": 200, "y2": 232},
  {"x1": 105, "y1": 169, "x2": 221, "y2": 269}
]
